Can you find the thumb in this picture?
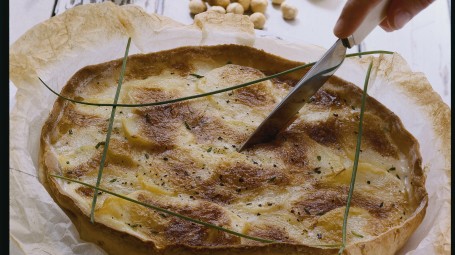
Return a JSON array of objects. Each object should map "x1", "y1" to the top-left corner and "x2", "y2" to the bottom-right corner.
[{"x1": 380, "y1": 0, "x2": 434, "y2": 31}]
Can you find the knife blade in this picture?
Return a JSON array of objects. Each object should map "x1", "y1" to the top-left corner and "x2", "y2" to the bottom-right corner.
[{"x1": 239, "y1": 0, "x2": 390, "y2": 152}]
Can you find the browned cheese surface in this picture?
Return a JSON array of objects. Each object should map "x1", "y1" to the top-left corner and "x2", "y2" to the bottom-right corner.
[{"x1": 40, "y1": 45, "x2": 426, "y2": 254}]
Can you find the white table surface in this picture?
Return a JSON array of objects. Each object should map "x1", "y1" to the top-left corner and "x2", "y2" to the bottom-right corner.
[{"x1": 9, "y1": 0, "x2": 451, "y2": 111}]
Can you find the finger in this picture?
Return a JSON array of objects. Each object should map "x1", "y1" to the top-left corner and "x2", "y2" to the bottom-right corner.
[
  {"x1": 333, "y1": 0, "x2": 382, "y2": 38},
  {"x1": 384, "y1": 0, "x2": 435, "y2": 30}
]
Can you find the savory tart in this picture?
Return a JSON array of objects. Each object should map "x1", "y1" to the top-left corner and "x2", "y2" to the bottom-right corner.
[{"x1": 40, "y1": 44, "x2": 427, "y2": 255}]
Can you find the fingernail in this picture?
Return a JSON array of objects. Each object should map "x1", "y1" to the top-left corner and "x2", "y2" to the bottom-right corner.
[
  {"x1": 393, "y1": 11, "x2": 412, "y2": 29},
  {"x1": 382, "y1": 21, "x2": 394, "y2": 32}
]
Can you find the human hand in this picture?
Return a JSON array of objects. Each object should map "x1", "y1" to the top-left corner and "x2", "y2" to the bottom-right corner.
[{"x1": 333, "y1": 0, "x2": 435, "y2": 39}]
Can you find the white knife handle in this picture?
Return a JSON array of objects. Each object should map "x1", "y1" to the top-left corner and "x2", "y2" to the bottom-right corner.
[{"x1": 342, "y1": 0, "x2": 391, "y2": 48}]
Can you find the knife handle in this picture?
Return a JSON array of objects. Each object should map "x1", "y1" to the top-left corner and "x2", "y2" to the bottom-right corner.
[{"x1": 342, "y1": 0, "x2": 391, "y2": 48}]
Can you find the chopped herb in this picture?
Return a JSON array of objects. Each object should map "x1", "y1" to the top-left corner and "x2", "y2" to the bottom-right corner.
[
  {"x1": 128, "y1": 223, "x2": 139, "y2": 228},
  {"x1": 184, "y1": 121, "x2": 191, "y2": 130},
  {"x1": 95, "y1": 141, "x2": 105, "y2": 149},
  {"x1": 227, "y1": 60, "x2": 232, "y2": 64},
  {"x1": 267, "y1": 202, "x2": 273, "y2": 206},
  {"x1": 110, "y1": 178, "x2": 117, "y2": 183},
  {"x1": 189, "y1": 73, "x2": 204, "y2": 78},
  {"x1": 268, "y1": 176, "x2": 277, "y2": 182},
  {"x1": 314, "y1": 167, "x2": 322, "y2": 174},
  {"x1": 304, "y1": 208, "x2": 311, "y2": 215},
  {"x1": 367, "y1": 180, "x2": 371, "y2": 184},
  {"x1": 396, "y1": 174, "x2": 401, "y2": 180},
  {"x1": 238, "y1": 177, "x2": 245, "y2": 182},
  {"x1": 317, "y1": 156, "x2": 321, "y2": 161},
  {"x1": 379, "y1": 202, "x2": 384, "y2": 208},
  {"x1": 68, "y1": 129, "x2": 73, "y2": 135},
  {"x1": 258, "y1": 204, "x2": 262, "y2": 207},
  {"x1": 66, "y1": 161, "x2": 70, "y2": 165},
  {"x1": 257, "y1": 213, "x2": 261, "y2": 216},
  {"x1": 333, "y1": 113, "x2": 339, "y2": 117},
  {"x1": 207, "y1": 147, "x2": 212, "y2": 153},
  {"x1": 163, "y1": 157, "x2": 169, "y2": 161},
  {"x1": 389, "y1": 166, "x2": 396, "y2": 171},
  {"x1": 351, "y1": 231, "x2": 364, "y2": 238},
  {"x1": 246, "y1": 202, "x2": 252, "y2": 206},
  {"x1": 317, "y1": 233, "x2": 322, "y2": 239},
  {"x1": 145, "y1": 154, "x2": 149, "y2": 159}
]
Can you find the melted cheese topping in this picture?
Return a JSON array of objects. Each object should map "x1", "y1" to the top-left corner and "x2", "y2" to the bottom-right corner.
[{"x1": 42, "y1": 45, "x2": 425, "y2": 250}]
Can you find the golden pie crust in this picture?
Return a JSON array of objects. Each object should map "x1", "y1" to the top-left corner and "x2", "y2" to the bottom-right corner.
[{"x1": 40, "y1": 44, "x2": 427, "y2": 255}]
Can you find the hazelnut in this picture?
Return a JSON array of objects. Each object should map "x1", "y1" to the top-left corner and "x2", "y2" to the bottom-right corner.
[
  {"x1": 208, "y1": 6, "x2": 226, "y2": 14},
  {"x1": 189, "y1": 0, "x2": 207, "y2": 14},
  {"x1": 226, "y1": 3, "x2": 244, "y2": 14},
  {"x1": 250, "y1": 0, "x2": 268, "y2": 13},
  {"x1": 281, "y1": 1, "x2": 298, "y2": 20},
  {"x1": 272, "y1": 0, "x2": 284, "y2": 4},
  {"x1": 208, "y1": 0, "x2": 230, "y2": 8},
  {"x1": 234, "y1": 0, "x2": 251, "y2": 11},
  {"x1": 249, "y1": 12, "x2": 266, "y2": 29}
]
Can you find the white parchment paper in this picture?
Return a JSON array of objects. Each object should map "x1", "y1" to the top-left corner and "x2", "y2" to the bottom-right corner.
[{"x1": 9, "y1": 2, "x2": 450, "y2": 255}]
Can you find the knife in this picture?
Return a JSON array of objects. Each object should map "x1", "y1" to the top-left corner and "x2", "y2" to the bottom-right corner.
[{"x1": 239, "y1": 0, "x2": 390, "y2": 152}]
